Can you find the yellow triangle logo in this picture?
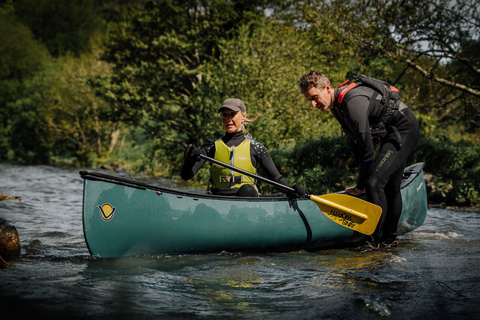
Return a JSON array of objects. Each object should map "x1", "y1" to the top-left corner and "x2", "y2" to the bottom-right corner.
[{"x1": 99, "y1": 204, "x2": 115, "y2": 221}]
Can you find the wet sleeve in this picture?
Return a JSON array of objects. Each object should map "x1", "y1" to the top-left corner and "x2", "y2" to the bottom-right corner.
[
  {"x1": 344, "y1": 96, "x2": 376, "y2": 190},
  {"x1": 180, "y1": 140, "x2": 215, "y2": 180},
  {"x1": 251, "y1": 141, "x2": 290, "y2": 187}
]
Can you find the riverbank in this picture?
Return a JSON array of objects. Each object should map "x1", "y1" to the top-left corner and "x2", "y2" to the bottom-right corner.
[
  {"x1": 429, "y1": 204, "x2": 480, "y2": 213},
  {"x1": 424, "y1": 173, "x2": 480, "y2": 213}
]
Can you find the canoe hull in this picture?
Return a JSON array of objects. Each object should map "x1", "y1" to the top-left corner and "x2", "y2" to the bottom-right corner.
[{"x1": 81, "y1": 163, "x2": 427, "y2": 258}]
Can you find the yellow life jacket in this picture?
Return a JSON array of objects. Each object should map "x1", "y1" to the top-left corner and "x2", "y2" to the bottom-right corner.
[{"x1": 209, "y1": 138, "x2": 256, "y2": 189}]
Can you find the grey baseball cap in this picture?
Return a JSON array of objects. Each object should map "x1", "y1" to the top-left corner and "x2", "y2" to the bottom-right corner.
[{"x1": 218, "y1": 98, "x2": 246, "y2": 113}]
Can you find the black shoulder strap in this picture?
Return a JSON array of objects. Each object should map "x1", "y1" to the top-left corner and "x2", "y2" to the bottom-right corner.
[{"x1": 336, "y1": 75, "x2": 400, "y2": 105}]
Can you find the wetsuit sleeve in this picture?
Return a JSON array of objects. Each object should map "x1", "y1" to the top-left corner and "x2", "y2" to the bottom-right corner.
[
  {"x1": 250, "y1": 141, "x2": 290, "y2": 187},
  {"x1": 180, "y1": 140, "x2": 215, "y2": 180},
  {"x1": 344, "y1": 95, "x2": 376, "y2": 190}
]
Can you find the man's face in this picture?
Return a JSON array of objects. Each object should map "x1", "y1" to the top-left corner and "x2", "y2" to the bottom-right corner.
[{"x1": 303, "y1": 84, "x2": 332, "y2": 112}]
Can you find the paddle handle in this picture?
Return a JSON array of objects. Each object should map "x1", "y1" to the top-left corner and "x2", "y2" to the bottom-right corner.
[{"x1": 199, "y1": 154, "x2": 294, "y2": 194}]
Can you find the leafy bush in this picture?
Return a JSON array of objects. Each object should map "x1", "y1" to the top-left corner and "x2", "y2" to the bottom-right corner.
[
  {"x1": 269, "y1": 135, "x2": 480, "y2": 205},
  {"x1": 269, "y1": 135, "x2": 357, "y2": 195},
  {"x1": 411, "y1": 138, "x2": 480, "y2": 205}
]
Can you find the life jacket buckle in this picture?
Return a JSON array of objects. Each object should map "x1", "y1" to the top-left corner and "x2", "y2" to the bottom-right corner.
[{"x1": 220, "y1": 176, "x2": 243, "y2": 184}]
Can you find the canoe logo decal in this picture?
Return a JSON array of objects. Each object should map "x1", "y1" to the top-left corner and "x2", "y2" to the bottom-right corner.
[{"x1": 99, "y1": 204, "x2": 116, "y2": 221}]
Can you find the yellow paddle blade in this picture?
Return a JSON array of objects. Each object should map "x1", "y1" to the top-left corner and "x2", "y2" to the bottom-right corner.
[{"x1": 309, "y1": 193, "x2": 382, "y2": 235}]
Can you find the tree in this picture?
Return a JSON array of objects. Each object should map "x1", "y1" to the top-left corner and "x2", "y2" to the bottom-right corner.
[
  {"x1": 204, "y1": 20, "x2": 330, "y2": 149},
  {"x1": 5, "y1": 48, "x2": 117, "y2": 165},
  {"x1": 13, "y1": 0, "x2": 104, "y2": 57},
  {"x1": 91, "y1": 0, "x2": 268, "y2": 160},
  {"x1": 300, "y1": 0, "x2": 480, "y2": 130},
  {"x1": 92, "y1": 0, "x2": 358, "y2": 174},
  {"x1": 0, "y1": 7, "x2": 117, "y2": 165},
  {"x1": 0, "y1": 13, "x2": 51, "y2": 161}
]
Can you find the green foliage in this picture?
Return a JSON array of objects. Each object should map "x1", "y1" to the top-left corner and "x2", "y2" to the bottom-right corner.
[
  {"x1": 0, "y1": 13, "x2": 51, "y2": 161},
  {"x1": 204, "y1": 20, "x2": 326, "y2": 149},
  {"x1": 0, "y1": 0, "x2": 13, "y2": 16},
  {"x1": 412, "y1": 138, "x2": 478, "y2": 180},
  {"x1": 91, "y1": 0, "x2": 326, "y2": 174},
  {"x1": 91, "y1": 127, "x2": 175, "y2": 176},
  {"x1": 13, "y1": 0, "x2": 104, "y2": 57},
  {"x1": 416, "y1": 114, "x2": 437, "y2": 137},
  {"x1": 7, "y1": 90, "x2": 53, "y2": 163},
  {"x1": 410, "y1": 138, "x2": 480, "y2": 205},
  {"x1": 0, "y1": 14, "x2": 50, "y2": 99},
  {"x1": 301, "y1": 0, "x2": 480, "y2": 129},
  {"x1": 92, "y1": 1, "x2": 249, "y2": 155},
  {"x1": 2, "y1": 33, "x2": 118, "y2": 165},
  {"x1": 270, "y1": 135, "x2": 356, "y2": 194},
  {"x1": 269, "y1": 135, "x2": 480, "y2": 205}
]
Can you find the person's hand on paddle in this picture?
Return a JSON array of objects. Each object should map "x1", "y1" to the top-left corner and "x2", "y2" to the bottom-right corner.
[
  {"x1": 289, "y1": 184, "x2": 309, "y2": 198},
  {"x1": 345, "y1": 186, "x2": 365, "y2": 196},
  {"x1": 184, "y1": 144, "x2": 202, "y2": 162}
]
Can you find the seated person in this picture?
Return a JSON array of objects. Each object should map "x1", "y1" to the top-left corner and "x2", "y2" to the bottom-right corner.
[{"x1": 181, "y1": 98, "x2": 305, "y2": 197}]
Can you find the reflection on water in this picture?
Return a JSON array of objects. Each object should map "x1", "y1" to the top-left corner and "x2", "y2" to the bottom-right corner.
[{"x1": 1, "y1": 164, "x2": 479, "y2": 319}]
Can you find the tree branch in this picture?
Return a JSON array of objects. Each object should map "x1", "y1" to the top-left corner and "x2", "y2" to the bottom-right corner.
[{"x1": 403, "y1": 57, "x2": 480, "y2": 98}]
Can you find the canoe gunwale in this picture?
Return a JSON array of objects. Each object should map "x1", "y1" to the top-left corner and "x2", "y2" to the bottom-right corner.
[
  {"x1": 400, "y1": 162, "x2": 425, "y2": 189},
  {"x1": 80, "y1": 162, "x2": 425, "y2": 202},
  {"x1": 80, "y1": 170, "x2": 297, "y2": 203}
]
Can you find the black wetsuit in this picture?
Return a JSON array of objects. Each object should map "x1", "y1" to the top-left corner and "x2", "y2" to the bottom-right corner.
[
  {"x1": 332, "y1": 85, "x2": 420, "y2": 243},
  {"x1": 181, "y1": 131, "x2": 290, "y2": 196}
]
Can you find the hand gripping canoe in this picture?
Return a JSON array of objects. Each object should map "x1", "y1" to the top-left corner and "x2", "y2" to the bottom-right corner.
[{"x1": 199, "y1": 154, "x2": 382, "y2": 235}]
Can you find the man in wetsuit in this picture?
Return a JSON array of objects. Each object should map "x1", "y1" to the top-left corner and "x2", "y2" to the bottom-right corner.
[
  {"x1": 298, "y1": 71, "x2": 420, "y2": 249},
  {"x1": 181, "y1": 98, "x2": 306, "y2": 197}
]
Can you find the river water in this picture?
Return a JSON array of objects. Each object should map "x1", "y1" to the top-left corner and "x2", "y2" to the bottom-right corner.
[{"x1": 0, "y1": 163, "x2": 479, "y2": 319}]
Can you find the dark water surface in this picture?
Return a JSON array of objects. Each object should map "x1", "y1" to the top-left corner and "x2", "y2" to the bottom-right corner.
[{"x1": 1, "y1": 164, "x2": 479, "y2": 319}]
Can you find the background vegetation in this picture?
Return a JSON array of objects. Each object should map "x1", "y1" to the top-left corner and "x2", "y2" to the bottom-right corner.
[{"x1": 1, "y1": 0, "x2": 479, "y2": 206}]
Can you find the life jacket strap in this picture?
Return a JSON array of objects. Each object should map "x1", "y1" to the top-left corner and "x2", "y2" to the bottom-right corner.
[{"x1": 337, "y1": 82, "x2": 358, "y2": 104}]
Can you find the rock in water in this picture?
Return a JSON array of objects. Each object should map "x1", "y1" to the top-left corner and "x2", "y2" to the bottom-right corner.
[
  {"x1": 0, "y1": 191, "x2": 22, "y2": 201},
  {"x1": 0, "y1": 218, "x2": 21, "y2": 269}
]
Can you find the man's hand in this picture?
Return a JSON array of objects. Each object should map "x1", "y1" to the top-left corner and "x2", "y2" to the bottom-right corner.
[{"x1": 345, "y1": 186, "x2": 365, "y2": 196}]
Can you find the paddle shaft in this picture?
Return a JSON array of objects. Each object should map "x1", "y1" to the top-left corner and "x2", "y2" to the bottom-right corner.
[
  {"x1": 201, "y1": 154, "x2": 367, "y2": 218},
  {"x1": 199, "y1": 154, "x2": 294, "y2": 194},
  {"x1": 200, "y1": 153, "x2": 382, "y2": 235}
]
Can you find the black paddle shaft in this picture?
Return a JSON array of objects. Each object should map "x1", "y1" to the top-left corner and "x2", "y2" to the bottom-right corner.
[{"x1": 199, "y1": 154, "x2": 294, "y2": 194}]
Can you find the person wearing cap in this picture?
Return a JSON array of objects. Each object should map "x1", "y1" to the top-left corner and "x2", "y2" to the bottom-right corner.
[{"x1": 181, "y1": 98, "x2": 306, "y2": 197}]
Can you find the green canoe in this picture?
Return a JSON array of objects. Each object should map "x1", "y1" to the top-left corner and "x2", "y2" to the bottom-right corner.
[{"x1": 80, "y1": 163, "x2": 427, "y2": 258}]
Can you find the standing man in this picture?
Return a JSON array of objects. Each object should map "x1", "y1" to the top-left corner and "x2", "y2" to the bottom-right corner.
[{"x1": 298, "y1": 71, "x2": 420, "y2": 250}]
